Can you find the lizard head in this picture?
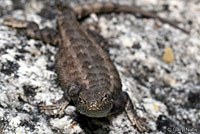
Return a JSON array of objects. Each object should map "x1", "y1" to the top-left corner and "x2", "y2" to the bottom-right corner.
[
  {"x1": 76, "y1": 89, "x2": 113, "y2": 117},
  {"x1": 66, "y1": 83, "x2": 113, "y2": 117}
]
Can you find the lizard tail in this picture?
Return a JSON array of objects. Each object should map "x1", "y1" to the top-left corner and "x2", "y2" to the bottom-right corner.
[{"x1": 74, "y1": 2, "x2": 189, "y2": 34}]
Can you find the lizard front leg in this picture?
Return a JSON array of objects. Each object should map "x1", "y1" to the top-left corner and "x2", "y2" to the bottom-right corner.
[
  {"x1": 39, "y1": 82, "x2": 83, "y2": 116},
  {"x1": 110, "y1": 92, "x2": 151, "y2": 132},
  {"x1": 39, "y1": 97, "x2": 70, "y2": 116},
  {"x1": 3, "y1": 18, "x2": 61, "y2": 46}
]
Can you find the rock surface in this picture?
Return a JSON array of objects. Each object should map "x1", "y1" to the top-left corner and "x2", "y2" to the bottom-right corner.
[{"x1": 0, "y1": 0, "x2": 199, "y2": 134}]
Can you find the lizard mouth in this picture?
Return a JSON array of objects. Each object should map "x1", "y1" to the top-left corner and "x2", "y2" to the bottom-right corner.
[{"x1": 76, "y1": 101, "x2": 113, "y2": 118}]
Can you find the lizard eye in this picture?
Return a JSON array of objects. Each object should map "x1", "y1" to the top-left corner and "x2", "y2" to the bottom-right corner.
[
  {"x1": 102, "y1": 97, "x2": 107, "y2": 101},
  {"x1": 67, "y1": 82, "x2": 81, "y2": 97},
  {"x1": 79, "y1": 97, "x2": 86, "y2": 104},
  {"x1": 102, "y1": 94, "x2": 109, "y2": 101}
]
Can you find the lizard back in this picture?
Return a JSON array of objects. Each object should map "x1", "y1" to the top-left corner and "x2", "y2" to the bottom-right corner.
[{"x1": 55, "y1": 8, "x2": 122, "y2": 96}]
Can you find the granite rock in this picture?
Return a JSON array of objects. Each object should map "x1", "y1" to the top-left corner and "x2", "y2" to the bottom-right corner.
[{"x1": 0, "y1": 0, "x2": 199, "y2": 134}]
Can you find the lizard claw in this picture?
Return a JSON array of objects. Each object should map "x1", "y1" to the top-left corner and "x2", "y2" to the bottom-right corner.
[
  {"x1": 38, "y1": 98, "x2": 70, "y2": 117},
  {"x1": 133, "y1": 117, "x2": 151, "y2": 132},
  {"x1": 125, "y1": 97, "x2": 151, "y2": 132},
  {"x1": 3, "y1": 18, "x2": 29, "y2": 28},
  {"x1": 127, "y1": 111, "x2": 151, "y2": 132},
  {"x1": 38, "y1": 104, "x2": 60, "y2": 110}
]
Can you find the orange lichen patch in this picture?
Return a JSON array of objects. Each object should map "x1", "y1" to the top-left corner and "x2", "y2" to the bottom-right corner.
[
  {"x1": 125, "y1": 66, "x2": 132, "y2": 71},
  {"x1": 162, "y1": 47, "x2": 175, "y2": 64},
  {"x1": 70, "y1": 123, "x2": 78, "y2": 129},
  {"x1": 153, "y1": 104, "x2": 159, "y2": 112},
  {"x1": 168, "y1": 77, "x2": 177, "y2": 86}
]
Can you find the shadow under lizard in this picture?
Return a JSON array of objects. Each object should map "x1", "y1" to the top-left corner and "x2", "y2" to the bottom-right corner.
[{"x1": 3, "y1": 2, "x2": 189, "y2": 132}]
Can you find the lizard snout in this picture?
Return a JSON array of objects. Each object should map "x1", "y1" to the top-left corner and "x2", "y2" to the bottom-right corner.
[
  {"x1": 87, "y1": 101, "x2": 105, "y2": 111},
  {"x1": 77, "y1": 99, "x2": 113, "y2": 117}
]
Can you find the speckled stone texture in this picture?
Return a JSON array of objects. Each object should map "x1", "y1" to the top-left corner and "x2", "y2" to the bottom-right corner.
[{"x1": 0, "y1": 0, "x2": 199, "y2": 134}]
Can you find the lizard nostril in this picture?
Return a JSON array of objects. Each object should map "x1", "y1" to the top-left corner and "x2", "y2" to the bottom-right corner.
[{"x1": 88, "y1": 102, "x2": 101, "y2": 111}]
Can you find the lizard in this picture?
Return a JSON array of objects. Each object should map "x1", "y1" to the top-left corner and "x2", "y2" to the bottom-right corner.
[{"x1": 3, "y1": 1, "x2": 189, "y2": 132}]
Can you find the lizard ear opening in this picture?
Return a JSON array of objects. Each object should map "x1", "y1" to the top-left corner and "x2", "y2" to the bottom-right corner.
[{"x1": 66, "y1": 82, "x2": 82, "y2": 98}]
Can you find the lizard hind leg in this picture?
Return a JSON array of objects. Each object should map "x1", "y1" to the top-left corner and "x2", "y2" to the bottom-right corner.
[{"x1": 3, "y1": 18, "x2": 61, "y2": 45}]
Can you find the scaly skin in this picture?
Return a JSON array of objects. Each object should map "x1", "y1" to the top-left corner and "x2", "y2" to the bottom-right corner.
[
  {"x1": 55, "y1": 8, "x2": 122, "y2": 117},
  {"x1": 3, "y1": 1, "x2": 189, "y2": 132}
]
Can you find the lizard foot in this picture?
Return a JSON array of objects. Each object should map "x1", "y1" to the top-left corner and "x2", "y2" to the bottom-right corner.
[
  {"x1": 38, "y1": 97, "x2": 69, "y2": 117},
  {"x1": 125, "y1": 98, "x2": 151, "y2": 132},
  {"x1": 128, "y1": 114, "x2": 151, "y2": 132}
]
